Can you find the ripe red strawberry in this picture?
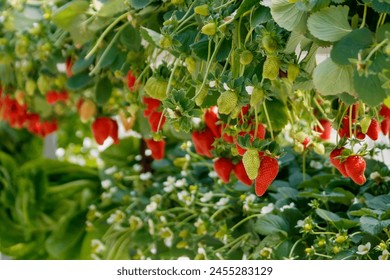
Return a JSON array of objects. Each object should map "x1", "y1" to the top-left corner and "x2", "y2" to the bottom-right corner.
[
  {"x1": 145, "y1": 138, "x2": 165, "y2": 160},
  {"x1": 255, "y1": 156, "x2": 279, "y2": 196},
  {"x1": 204, "y1": 106, "x2": 221, "y2": 138},
  {"x1": 148, "y1": 111, "x2": 166, "y2": 132},
  {"x1": 40, "y1": 119, "x2": 58, "y2": 137},
  {"x1": 222, "y1": 132, "x2": 234, "y2": 144},
  {"x1": 143, "y1": 97, "x2": 161, "y2": 117},
  {"x1": 214, "y1": 158, "x2": 234, "y2": 183},
  {"x1": 329, "y1": 148, "x2": 348, "y2": 177},
  {"x1": 192, "y1": 127, "x2": 215, "y2": 158},
  {"x1": 379, "y1": 104, "x2": 390, "y2": 135},
  {"x1": 65, "y1": 57, "x2": 73, "y2": 77},
  {"x1": 338, "y1": 116, "x2": 351, "y2": 138},
  {"x1": 233, "y1": 160, "x2": 253, "y2": 186},
  {"x1": 314, "y1": 119, "x2": 332, "y2": 140},
  {"x1": 92, "y1": 117, "x2": 119, "y2": 145},
  {"x1": 344, "y1": 155, "x2": 366, "y2": 185},
  {"x1": 46, "y1": 90, "x2": 59, "y2": 104},
  {"x1": 255, "y1": 123, "x2": 266, "y2": 139},
  {"x1": 127, "y1": 70, "x2": 138, "y2": 92},
  {"x1": 366, "y1": 119, "x2": 380, "y2": 141}
]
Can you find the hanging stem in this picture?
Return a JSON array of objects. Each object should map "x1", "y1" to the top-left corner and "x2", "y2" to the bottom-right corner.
[
  {"x1": 263, "y1": 102, "x2": 274, "y2": 140},
  {"x1": 360, "y1": 4, "x2": 367, "y2": 29},
  {"x1": 86, "y1": 12, "x2": 128, "y2": 59}
]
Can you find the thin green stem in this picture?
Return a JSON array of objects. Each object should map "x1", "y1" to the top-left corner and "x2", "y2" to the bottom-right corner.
[
  {"x1": 289, "y1": 239, "x2": 302, "y2": 259},
  {"x1": 263, "y1": 102, "x2": 274, "y2": 140},
  {"x1": 365, "y1": 39, "x2": 389, "y2": 62},
  {"x1": 360, "y1": 4, "x2": 367, "y2": 28},
  {"x1": 231, "y1": 214, "x2": 261, "y2": 231},
  {"x1": 86, "y1": 12, "x2": 128, "y2": 59}
]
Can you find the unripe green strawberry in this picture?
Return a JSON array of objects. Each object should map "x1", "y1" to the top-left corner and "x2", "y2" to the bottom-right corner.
[
  {"x1": 262, "y1": 35, "x2": 278, "y2": 54},
  {"x1": 171, "y1": 0, "x2": 184, "y2": 4},
  {"x1": 240, "y1": 50, "x2": 253, "y2": 65},
  {"x1": 185, "y1": 57, "x2": 196, "y2": 75},
  {"x1": 144, "y1": 76, "x2": 168, "y2": 101},
  {"x1": 201, "y1": 22, "x2": 217, "y2": 36},
  {"x1": 37, "y1": 75, "x2": 52, "y2": 94},
  {"x1": 159, "y1": 36, "x2": 172, "y2": 49},
  {"x1": 195, "y1": 85, "x2": 209, "y2": 106},
  {"x1": 230, "y1": 105, "x2": 242, "y2": 119},
  {"x1": 194, "y1": 4, "x2": 209, "y2": 16},
  {"x1": 313, "y1": 143, "x2": 325, "y2": 155},
  {"x1": 217, "y1": 90, "x2": 238, "y2": 115},
  {"x1": 25, "y1": 78, "x2": 36, "y2": 96},
  {"x1": 360, "y1": 116, "x2": 371, "y2": 134},
  {"x1": 287, "y1": 63, "x2": 300, "y2": 83},
  {"x1": 243, "y1": 149, "x2": 260, "y2": 180},
  {"x1": 263, "y1": 56, "x2": 280, "y2": 80},
  {"x1": 250, "y1": 86, "x2": 264, "y2": 107}
]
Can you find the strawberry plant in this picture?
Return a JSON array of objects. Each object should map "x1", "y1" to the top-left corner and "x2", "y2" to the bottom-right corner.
[{"x1": 0, "y1": 0, "x2": 389, "y2": 260}]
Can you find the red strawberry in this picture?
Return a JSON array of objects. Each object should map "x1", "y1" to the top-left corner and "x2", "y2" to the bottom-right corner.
[
  {"x1": 214, "y1": 158, "x2": 234, "y2": 183},
  {"x1": 204, "y1": 106, "x2": 221, "y2": 138},
  {"x1": 127, "y1": 70, "x2": 138, "y2": 92},
  {"x1": 222, "y1": 132, "x2": 234, "y2": 143},
  {"x1": 329, "y1": 148, "x2": 348, "y2": 177},
  {"x1": 302, "y1": 137, "x2": 311, "y2": 149},
  {"x1": 46, "y1": 90, "x2": 59, "y2": 104},
  {"x1": 233, "y1": 160, "x2": 253, "y2": 186},
  {"x1": 92, "y1": 117, "x2": 119, "y2": 145},
  {"x1": 192, "y1": 127, "x2": 215, "y2": 157},
  {"x1": 314, "y1": 119, "x2": 332, "y2": 140},
  {"x1": 255, "y1": 123, "x2": 266, "y2": 139},
  {"x1": 40, "y1": 119, "x2": 58, "y2": 137},
  {"x1": 148, "y1": 111, "x2": 166, "y2": 132},
  {"x1": 236, "y1": 131, "x2": 248, "y2": 156},
  {"x1": 255, "y1": 156, "x2": 279, "y2": 196},
  {"x1": 145, "y1": 138, "x2": 165, "y2": 160},
  {"x1": 143, "y1": 97, "x2": 161, "y2": 117},
  {"x1": 65, "y1": 57, "x2": 73, "y2": 77},
  {"x1": 381, "y1": 119, "x2": 390, "y2": 136},
  {"x1": 344, "y1": 155, "x2": 366, "y2": 185},
  {"x1": 366, "y1": 119, "x2": 380, "y2": 141}
]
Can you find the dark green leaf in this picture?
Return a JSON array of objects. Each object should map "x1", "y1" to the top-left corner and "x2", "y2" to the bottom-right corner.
[
  {"x1": 120, "y1": 24, "x2": 142, "y2": 51},
  {"x1": 250, "y1": 6, "x2": 271, "y2": 28},
  {"x1": 254, "y1": 214, "x2": 289, "y2": 237},
  {"x1": 66, "y1": 72, "x2": 95, "y2": 90},
  {"x1": 331, "y1": 28, "x2": 372, "y2": 65},
  {"x1": 354, "y1": 71, "x2": 387, "y2": 107},
  {"x1": 366, "y1": 194, "x2": 390, "y2": 211},
  {"x1": 372, "y1": 0, "x2": 390, "y2": 13},
  {"x1": 360, "y1": 216, "x2": 383, "y2": 235},
  {"x1": 235, "y1": 0, "x2": 259, "y2": 19},
  {"x1": 349, "y1": 208, "x2": 382, "y2": 218},
  {"x1": 376, "y1": 23, "x2": 390, "y2": 42},
  {"x1": 316, "y1": 208, "x2": 359, "y2": 230},
  {"x1": 72, "y1": 55, "x2": 95, "y2": 75},
  {"x1": 95, "y1": 77, "x2": 113, "y2": 105}
]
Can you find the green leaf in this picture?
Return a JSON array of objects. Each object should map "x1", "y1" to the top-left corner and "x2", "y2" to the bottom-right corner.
[
  {"x1": 349, "y1": 208, "x2": 382, "y2": 218},
  {"x1": 353, "y1": 53, "x2": 389, "y2": 107},
  {"x1": 376, "y1": 23, "x2": 390, "y2": 42},
  {"x1": 262, "y1": 98, "x2": 289, "y2": 131},
  {"x1": 140, "y1": 27, "x2": 162, "y2": 47},
  {"x1": 235, "y1": 0, "x2": 259, "y2": 19},
  {"x1": 313, "y1": 58, "x2": 354, "y2": 95},
  {"x1": 120, "y1": 25, "x2": 142, "y2": 51},
  {"x1": 371, "y1": 0, "x2": 390, "y2": 13},
  {"x1": 254, "y1": 214, "x2": 289, "y2": 237},
  {"x1": 97, "y1": 0, "x2": 127, "y2": 17},
  {"x1": 66, "y1": 72, "x2": 95, "y2": 90},
  {"x1": 316, "y1": 208, "x2": 359, "y2": 230},
  {"x1": 360, "y1": 216, "x2": 386, "y2": 235},
  {"x1": 250, "y1": 6, "x2": 272, "y2": 28},
  {"x1": 52, "y1": 0, "x2": 89, "y2": 30},
  {"x1": 95, "y1": 77, "x2": 113, "y2": 105},
  {"x1": 330, "y1": 28, "x2": 372, "y2": 65},
  {"x1": 270, "y1": 0, "x2": 308, "y2": 33},
  {"x1": 130, "y1": 0, "x2": 151, "y2": 10},
  {"x1": 366, "y1": 195, "x2": 390, "y2": 211},
  {"x1": 307, "y1": 5, "x2": 352, "y2": 42},
  {"x1": 72, "y1": 55, "x2": 94, "y2": 75}
]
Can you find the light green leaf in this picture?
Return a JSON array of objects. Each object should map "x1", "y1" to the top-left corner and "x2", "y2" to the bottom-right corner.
[
  {"x1": 140, "y1": 27, "x2": 162, "y2": 47},
  {"x1": 52, "y1": 0, "x2": 89, "y2": 30},
  {"x1": 313, "y1": 58, "x2": 354, "y2": 95},
  {"x1": 270, "y1": 0, "x2": 308, "y2": 33},
  {"x1": 307, "y1": 5, "x2": 352, "y2": 42},
  {"x1": 130, "y1": 0, "x2": 151, "y2": 10},
  {"x1": 97, "y1": 0, "x2": 127, "y2": 17}
]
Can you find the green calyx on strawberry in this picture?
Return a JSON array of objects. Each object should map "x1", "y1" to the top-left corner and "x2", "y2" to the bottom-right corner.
[
  {"x1": 243, "y1": 148, "x2": 261, "y2": 180},
  {"x1": 214, "y1": 158, "x2": 234, "y2": 183},
  {"x1": 144, "y1": 76, "x2": 168, "y2": 101},
  {"x1": 255, "y1": 155, "x2": 279, "y2": 197},
  {"x1": 262, "y1": 56, "x2": 280, "y2": 80},
  {"x1": 329, "y1": 147, "x2": 349, "y2": 177},
  {"x1": 217, "y1": 90, "x2": 238, "y2": 115}
]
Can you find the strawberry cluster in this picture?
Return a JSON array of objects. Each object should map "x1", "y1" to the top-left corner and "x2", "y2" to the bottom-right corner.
[
  {"x1": 330, "y1": 148, "x2": 366, "y2": 185},
  {"x1": 192, "y1": 106, "x2": 279, "y2": 197},
  {"x1": 0, "y1": 89, "x2": 58, "y2": 137}
]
